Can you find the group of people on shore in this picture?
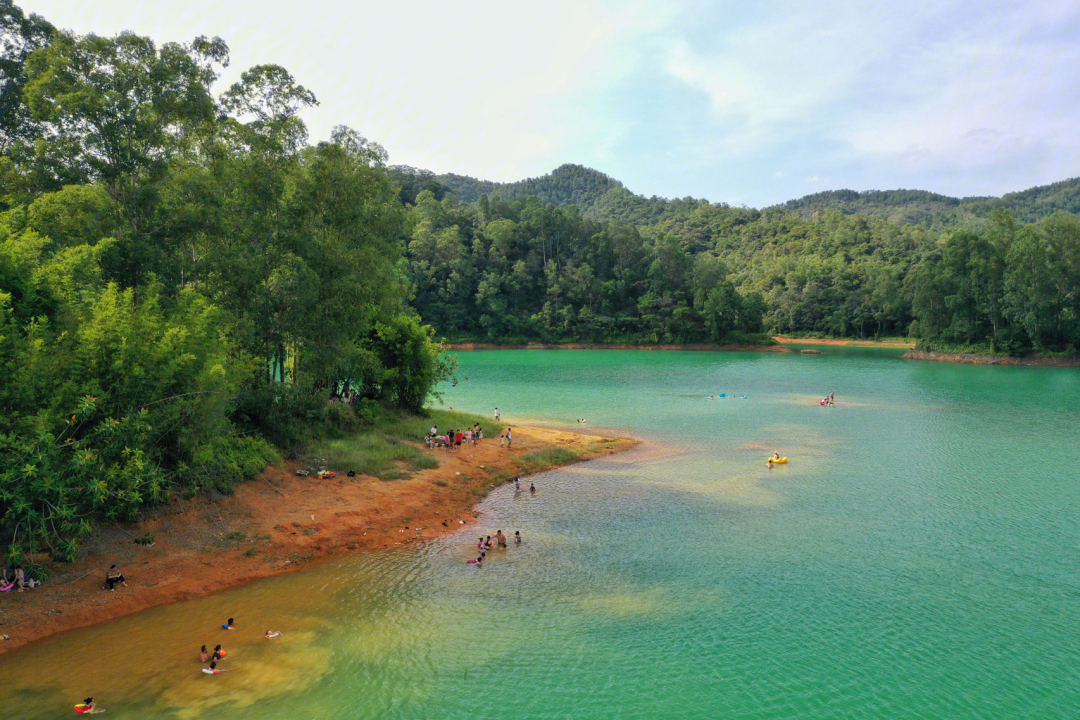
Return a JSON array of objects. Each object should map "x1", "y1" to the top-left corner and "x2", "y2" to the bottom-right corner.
[
  {"x1": 1, "y1": 564, "x2": 39, "y2": 592},
  {"x1": 427, "y1": 423, "x2": 484, "y2": 450},
  {"x1": 818, "y1": 393, "x2": 835, "y2": 406}
]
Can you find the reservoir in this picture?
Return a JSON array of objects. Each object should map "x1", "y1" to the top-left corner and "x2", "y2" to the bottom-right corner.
[{"x1": 3, "y1": 349, "x2": 1079, "y2": 719}]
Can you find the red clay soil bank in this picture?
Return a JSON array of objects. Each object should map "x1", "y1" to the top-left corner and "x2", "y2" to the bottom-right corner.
[{"x1": 0, "y1": 426, "x2": 635, "y2": 656}]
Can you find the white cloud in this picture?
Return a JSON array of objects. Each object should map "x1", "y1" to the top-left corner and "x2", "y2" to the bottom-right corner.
[{"x1": 18, "y1": 0, "x2": 1080, "y2": 203}]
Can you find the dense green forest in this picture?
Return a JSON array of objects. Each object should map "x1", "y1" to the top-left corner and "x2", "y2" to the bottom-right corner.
[
  {"x1": 0, "y1": 3, "x2": 451, "y2": 564},
  {"x1": 402, "y1": 164, "x2": 1079, "y2": 352}
]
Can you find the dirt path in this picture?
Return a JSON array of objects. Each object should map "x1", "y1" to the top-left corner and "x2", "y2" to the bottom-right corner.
[{"x1": 0, "y1": 426, "x2": 636, "y2": 655}]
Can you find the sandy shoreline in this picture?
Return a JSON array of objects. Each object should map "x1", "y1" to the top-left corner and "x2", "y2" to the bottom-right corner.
[{"x1": 0, "y1": 425, "x2": 637, "y2": 656}]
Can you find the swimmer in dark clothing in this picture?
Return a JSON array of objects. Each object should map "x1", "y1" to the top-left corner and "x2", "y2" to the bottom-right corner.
[
  {"x1": 529, "y1": 483, "x2": 535, "y2": 494},
  {"x1": 212, "y1": 644, "x2": 227, "y2": 660}
]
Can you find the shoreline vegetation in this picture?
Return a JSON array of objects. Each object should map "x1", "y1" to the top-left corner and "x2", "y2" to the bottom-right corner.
[
  {"x1": 449, "y1": 339, "x2": 1079, "y2": 367},
  {"x1": 0, "y1": 416, "x2": 637, "y2": 656}
]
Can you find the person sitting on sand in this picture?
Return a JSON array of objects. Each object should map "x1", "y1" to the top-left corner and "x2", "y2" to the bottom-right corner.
[
  {"x1": 199, "y1": 645, "x2": 209, "y2": 663},
  {"x1": 104, "y1": 564, "x2": 126, "y2": 591}
]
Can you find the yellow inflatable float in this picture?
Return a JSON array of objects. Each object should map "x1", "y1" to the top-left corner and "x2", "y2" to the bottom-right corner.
[{"x1": 767, "y1": 457, "x2": 788, "y2": 464}]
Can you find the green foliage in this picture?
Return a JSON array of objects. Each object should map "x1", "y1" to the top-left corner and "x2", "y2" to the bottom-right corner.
[
  {"x1": 0, "y1": 8, "x2": 449, "y2": 562},
  {"x1": 396, "y1": 164, "x2": 1080, "y2": 353}
]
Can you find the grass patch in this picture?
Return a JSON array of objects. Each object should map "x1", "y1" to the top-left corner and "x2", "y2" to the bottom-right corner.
[
  {"x1": 308, "y1": 435, "x2": 425, "y2": 479},
  {"x1": 410, "y1": 455, "x2": 439, "y2": 471},
  {"x1": 516, "y1": 447, "x2": 584, "y2": 473},
  {"x1": 304, "y1": 409, "x2": 495, "y2": 480}
]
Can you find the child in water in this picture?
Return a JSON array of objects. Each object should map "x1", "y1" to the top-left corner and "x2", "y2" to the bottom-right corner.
[
  {"x1": 515, "y1": 531, "x2": 522, "y2": 544},
  {"x1": 529, "y1": 483, "x2": 535, "y2": 494},
  {"x1": 222, "y1": 617, "x2": 234, "y2": 630},
  {"x1": 265, "y1": 630, "x2": 281, "y2": 638}
]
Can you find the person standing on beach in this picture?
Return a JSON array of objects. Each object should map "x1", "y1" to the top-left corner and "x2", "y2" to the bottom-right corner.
[{"x1": 506, "y1": 427, "x2": 513, "y2": 448}]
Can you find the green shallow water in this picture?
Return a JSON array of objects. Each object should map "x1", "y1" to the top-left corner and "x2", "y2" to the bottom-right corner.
[{"x1": 3, "y1": 350, "x2": 1080, "y2": 719}]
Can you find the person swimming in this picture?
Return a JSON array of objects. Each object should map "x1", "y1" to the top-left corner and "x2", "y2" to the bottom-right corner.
[
  {"x1": 578, "y1": 418, "x2": 586, "y2": 423},
  {"x1": 222, "y1": 618, "x2": 234, "y2": 630},
  {"x1": 767, "y1": 459, "x2": 774, "y2": 469},
  {"x1": 202, "y1": 661, "x2": 229, "y2": 675},
  {"x1": 199, "y1": 645, "x2": 209, "y2": 662},
  {"x1": 75, "y1": 697, "x2": 97, "y2": 713},
  {"x1": 467, "y1": 555, "x2": 483, "y2": 565},
  {"x1": 265, "y1": 630, "x2": 281, "y2": 638},
  {"x1": 212, "y1": 644, "x2": 227, "y2": 661}
]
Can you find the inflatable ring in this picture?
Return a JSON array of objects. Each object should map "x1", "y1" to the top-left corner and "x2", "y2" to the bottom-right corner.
[{"x1": 767, "y1": 457, "x2": 789, "y2": 464}]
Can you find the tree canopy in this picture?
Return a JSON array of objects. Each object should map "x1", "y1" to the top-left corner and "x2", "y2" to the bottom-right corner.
[{"x1": 0, "y1": 6, "x2": 451, "y2": 564}]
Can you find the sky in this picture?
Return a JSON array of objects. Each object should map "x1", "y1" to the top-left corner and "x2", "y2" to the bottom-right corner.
[{"x1": 18, "y1": 0, "x2": 1080, "y2": 207}]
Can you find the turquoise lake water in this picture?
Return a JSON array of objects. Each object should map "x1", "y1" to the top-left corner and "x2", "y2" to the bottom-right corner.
[{"x1": 3, "y1": 349, "x2": 1079, "y2": 719}]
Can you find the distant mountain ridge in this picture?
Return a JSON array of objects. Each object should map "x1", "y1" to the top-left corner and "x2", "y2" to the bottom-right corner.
[{"x1": 429, "y1": 164, "x2": 1080, "y2": 228}]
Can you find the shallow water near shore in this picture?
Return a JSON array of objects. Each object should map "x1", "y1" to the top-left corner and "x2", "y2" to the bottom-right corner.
[{"x1": 3, "y1": 349, "x2": 1080, "y2": 719}]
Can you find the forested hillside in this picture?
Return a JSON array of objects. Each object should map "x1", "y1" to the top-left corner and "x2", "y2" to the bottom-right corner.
[
  {"x1": 0, "y1": 3, "x2": 451, "y2": 563},
  {"x1": 397, "y1": 166, "x2": 1080, "y2": 354}
]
